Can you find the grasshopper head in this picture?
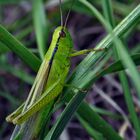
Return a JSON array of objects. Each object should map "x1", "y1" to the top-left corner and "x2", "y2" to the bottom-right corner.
[
  {"x1": 53, "y1": 26, "x2": 73, "y2": 49},
  {"x1": 46, "y1": 26, "x2": 73, "y2": 60}
]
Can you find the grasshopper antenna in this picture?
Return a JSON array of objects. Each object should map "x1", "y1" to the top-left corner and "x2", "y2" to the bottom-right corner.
[
  {"x1": 64, "y1": 0, "x2": 76, "y2": 28},
  {"x1": 59, "y1": 0, "x2": 63, "y2": 26}
]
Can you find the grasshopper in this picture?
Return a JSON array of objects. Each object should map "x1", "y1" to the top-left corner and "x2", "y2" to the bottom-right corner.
[{"x1": 6, "y1": 0, "x2": 106, "y2": 125}]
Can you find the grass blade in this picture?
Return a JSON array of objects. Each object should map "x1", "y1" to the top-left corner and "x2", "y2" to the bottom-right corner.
[
  {"x1": 32, "y1": 0, "x2": 48, "y2": 59},
  {"x1": 99, "y1": 53, "x2": 140, "y2": 76},
  {"x1": 102, "y1": 1, "x2": 140, "y2": 138},
  {"x1": 44, "y1": 92, "x2": 86, "y2": 140},
  {"x1": 77, "y1": 114, "x2": 105, "y2": 140},
  {"x1": 0, "y1": 25, "x2": 41, "y2": 72},
  {"x1": 77, "y1": 102, "x2": 123, "y2": 140}
]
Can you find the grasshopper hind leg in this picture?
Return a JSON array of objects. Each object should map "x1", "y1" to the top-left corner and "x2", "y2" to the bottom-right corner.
[{"x1": 6, "y1": 103, "x2": 24, "y2": 123}]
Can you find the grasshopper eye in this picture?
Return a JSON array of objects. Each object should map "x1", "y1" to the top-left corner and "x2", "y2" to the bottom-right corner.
[{"x1": 59, "y1": 30, "x2": 66, "y2": 38}]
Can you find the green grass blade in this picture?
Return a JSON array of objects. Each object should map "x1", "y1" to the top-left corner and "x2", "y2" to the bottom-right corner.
[
  {"x1": 102, "y1": 1, "x2": 140, "y2": 138},
  {"x1": 102, "y1": 0, "x2": 115, "y2": 27},
  {"x1": 0, "y1": 41, "x2": 10, "y2": 54},
  {"x1": 99, "y1": 0, "x2": 134, "y2": 17},
  {"x1": 114, "y1": 40, "x2": 140, "y2": 98},
  {"x1": 44, "y1": 92, "x2": 86, "y2": 140},
  {"x1": 119, "y1": 72, "x2": 140, "y2": 139},
  {"x1": 76, "y1": 114, "x2": 105, "y2": 140},
  {"x1": 90, "y1": 106, "x2": 123, "y2": 120},
  {"x1": 77, "y1": 102, "x2": 123, "y2": 140},
  {"x1": 0, "y1": 24, "x2": 41, "y2": 72},
  {"x1": 32, "y1": 0, "x2": 48, "y2": 59},
  {"x1": 98, "y1": 53, "x2": 140, "y2": 76}
]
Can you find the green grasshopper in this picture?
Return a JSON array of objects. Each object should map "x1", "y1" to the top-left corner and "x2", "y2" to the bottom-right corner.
[{"x1": 6, "y1": 0, "x2": 105, "y2": 125}]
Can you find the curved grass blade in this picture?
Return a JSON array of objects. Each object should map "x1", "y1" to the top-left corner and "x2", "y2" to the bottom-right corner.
[{"x1": 0, "y1": 25, "x2": 41, "y2": 72}]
